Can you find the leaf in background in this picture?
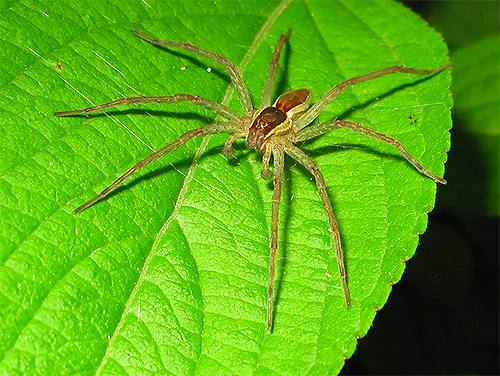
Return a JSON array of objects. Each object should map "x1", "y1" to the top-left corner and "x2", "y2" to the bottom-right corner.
[
  {"x1": 443, "y1": 34, "x2": 499, "y2": 216},
  {"x1": 414, "y1": 1, "x2": 499, "y2": 50},
  {"x1": 0, "y1": 0, "x2": 451, "y2": 374}
]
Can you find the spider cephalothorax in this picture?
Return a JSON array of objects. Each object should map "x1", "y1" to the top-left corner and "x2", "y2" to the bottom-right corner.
[{"x1": 55, "y1": 30, "x2": 449, "y2": 332}]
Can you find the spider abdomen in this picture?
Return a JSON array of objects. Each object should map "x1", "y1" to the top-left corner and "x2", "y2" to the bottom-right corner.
[
  {"x1": 247, "y1": 107, "x2": 287, "y2": 150},
  {"x1": 274, "y1": 88, "x2": 311, "y2": 115}
]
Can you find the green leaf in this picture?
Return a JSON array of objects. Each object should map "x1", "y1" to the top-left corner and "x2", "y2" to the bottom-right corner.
[
  {"x1": 0, "y1": 0, "x2": 451, "y2": 374},
  {"x1": 442, "y1": 34, "x2": 499, "y2": 216}
]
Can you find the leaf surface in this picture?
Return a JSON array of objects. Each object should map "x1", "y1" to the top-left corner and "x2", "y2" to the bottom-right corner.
[{"x1": 0, "y1": 0, "x2": 451, "y2": 374}]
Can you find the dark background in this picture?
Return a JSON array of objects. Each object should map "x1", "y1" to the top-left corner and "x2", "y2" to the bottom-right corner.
[{"x1": 343, "y1": 1, "x2": 499, "y2": 374}]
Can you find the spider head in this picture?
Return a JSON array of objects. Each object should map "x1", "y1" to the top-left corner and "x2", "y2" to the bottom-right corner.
[{"x1": 246, "y1": 107, "x2": 287, "y2": 150}]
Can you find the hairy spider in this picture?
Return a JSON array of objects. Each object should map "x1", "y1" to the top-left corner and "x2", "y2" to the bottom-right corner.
[{"x1": 55, "y1": 30, "x2": 449, "y2": 332}]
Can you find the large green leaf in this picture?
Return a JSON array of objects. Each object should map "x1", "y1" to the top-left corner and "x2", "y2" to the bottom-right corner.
[
  {"x1": 443, "y1": 34, "x2": 499, "y2": 216},
  {"x1": 0, "y1": 0, "x2": 451, "y2": 374}
]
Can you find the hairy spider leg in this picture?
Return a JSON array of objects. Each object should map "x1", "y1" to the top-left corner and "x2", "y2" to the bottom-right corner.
[
  {"x1": 54, "y1": 94, "x2": 239, "y2": 121},
  {"x1": 294, "y1": 63, "x2": 452, "y2": 132},
  {"x1": 261, "y1": 146, "x2": 273, "y2": 180},
  {"x1": 261, "y1": 30, "x2": 291, "y2": 108},
  {"x1": 223, "y1": 131, "x2": 245, "y2": 160},
  {"x1": 268, "y1": 148, "x2": 285, "y2": 331},
  {"x1": 296, "y1": 120, "x2": 447, "y2": 184},
  {"x1": 132, "y1": 30, "x2": 253, "y2": 113},
  {"x1": 286, "y1": 145, "x2": 351, "y2": 308},
  {"x1": 72, "y1": 123, "x2": 236, "y2": 213}
]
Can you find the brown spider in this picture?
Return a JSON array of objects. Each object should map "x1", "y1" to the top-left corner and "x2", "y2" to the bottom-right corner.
[{"x1": 55, "y1": 30, "x2": 449, "y2": 332}]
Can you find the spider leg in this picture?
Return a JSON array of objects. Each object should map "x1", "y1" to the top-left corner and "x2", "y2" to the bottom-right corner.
[
  {"x1": 54, "y1": 94, "x2": 239, "y2": 121},
  {"x1": 294, "y1": 63, "x2": 451, "y2": 132},
  {"x1": 261, "y1": 30, "x2": 291, "y2": 108},
  {"x1": 74, "y1": 122, "x2": 236, "y2": 213},
  {"x1": 223, "y1": 132, "x2": 245, "y2": 161},
  {"x1": 267, "y1": 147, "x2": 285, "y2": 332},
  {"x1": 132, "y1": 30, "x2": 253, "y2": 113},
  {"x1": 261, "y1": 146, "x2": 273, "y2": 180},
  {"x1": 297, "y1": 119, "x2": 447, "y2": 184},
  {"x1": 286, "y1": 145, "x2": 351, "y2": 307}
]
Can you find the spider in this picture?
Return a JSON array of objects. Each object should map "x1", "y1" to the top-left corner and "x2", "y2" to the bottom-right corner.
[{"x1": 55, "y1": 30, "x2": 449, "y2": 332}]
